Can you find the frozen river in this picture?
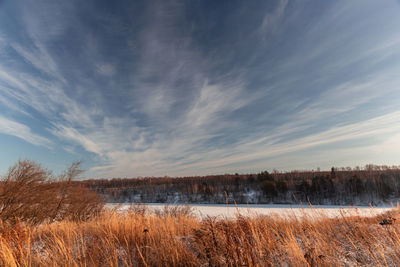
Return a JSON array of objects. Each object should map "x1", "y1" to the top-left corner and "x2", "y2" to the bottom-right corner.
[{"x1": 106, "y1": 203, "x2": 396, "y2": 219}]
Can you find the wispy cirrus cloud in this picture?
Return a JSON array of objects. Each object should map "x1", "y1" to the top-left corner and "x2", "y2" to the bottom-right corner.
[
  {"x1": 0, "y1": 115, "x2": 52, "y2": 147},
  {"x1": 0, "y1": 0, "x2": 400, "y2": 177}
]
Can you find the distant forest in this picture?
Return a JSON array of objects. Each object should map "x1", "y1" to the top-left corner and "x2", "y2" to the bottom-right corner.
[{"x1": 78, "y1": 165, "x2": 400, "y2": 205}]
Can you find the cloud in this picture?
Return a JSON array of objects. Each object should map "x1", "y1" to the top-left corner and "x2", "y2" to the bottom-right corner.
[
  {"x1": 10, "y1": 42, "x2": 60, "y2": 80},
  {"x1": 157, "y1": 110, "x2": 400, "y2": 174},
  {"x1": 1, "y1": 0, "x2": 400, "y2": 178},
  {"x1": 59, "y1": 1, "x2": 400, "y2": 177},
  {"x1": 51, "y1": 125, "x2": 102, "y2": 155},
  {"x1": 96, "y1": 63, "x2": 115, "y2": 76},
  {"x1": 184, "y1": 80, "x2": 248, "y2": 129},
  {"x1": 259, "y1": 0, "x2": 288, "y2": 36},
  {"x1": 0, "y1": 115, "x2": 52, "y2": 147}
]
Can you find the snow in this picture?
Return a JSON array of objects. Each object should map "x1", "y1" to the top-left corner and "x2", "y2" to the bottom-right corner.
[{"x1": 106, "y1": 203, "x2": 394, "y2": 219}]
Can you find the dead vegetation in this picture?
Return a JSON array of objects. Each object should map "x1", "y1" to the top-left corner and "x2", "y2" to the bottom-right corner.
[
  {"x1": 0, "y1": 205, "x2": 400, "y2": 266},
  {"x1": 0, "y1": 160, "x2": 104, "y2": 225},
  {"x1": 2, "y1": 161, "x2": 400, "y2": 266}
]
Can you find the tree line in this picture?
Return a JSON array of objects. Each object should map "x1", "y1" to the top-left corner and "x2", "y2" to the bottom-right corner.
[{"x1": 79, "y1": 164, "x2": 400, "y2": 205}]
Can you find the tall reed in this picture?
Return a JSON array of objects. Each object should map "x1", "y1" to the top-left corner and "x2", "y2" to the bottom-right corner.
[{"x1": 0, "y1": 206, "x2": 399, "y2": 266}]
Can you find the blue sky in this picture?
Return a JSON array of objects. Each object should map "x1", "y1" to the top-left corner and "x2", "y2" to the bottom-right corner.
[{"x1": 0, "y1": 0, "x2": 400, "y2": 178}]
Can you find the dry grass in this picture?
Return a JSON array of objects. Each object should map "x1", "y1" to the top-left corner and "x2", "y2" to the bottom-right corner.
[{"x1": 0, "y1": 206, "x2": 400, "y2": 266}]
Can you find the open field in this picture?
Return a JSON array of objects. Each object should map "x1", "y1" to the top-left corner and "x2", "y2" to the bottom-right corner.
[{"x1": 2, "y1": 206, "x2": 400, "y2": 266}]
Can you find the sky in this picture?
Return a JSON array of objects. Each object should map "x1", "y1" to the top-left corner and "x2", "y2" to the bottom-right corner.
[{"x1": 0, "y1": 0, "x2": 400, "y2": 178}]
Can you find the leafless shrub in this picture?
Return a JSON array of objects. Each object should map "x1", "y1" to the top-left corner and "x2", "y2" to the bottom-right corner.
[
  {"x1": 154, "y1": 204, "x2": 194, "y2": 218},
  {"x1": 128, "y1": 203, "x2": 148, "y2": 216},
  {"x1": 0, "y1": 160, "x2": 104, "y2": 225}
]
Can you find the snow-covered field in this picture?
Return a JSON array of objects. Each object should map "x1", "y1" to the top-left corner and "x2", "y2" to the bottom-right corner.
[{"x1": 107, "y1": 203, "x2": 395, "y2": 219}]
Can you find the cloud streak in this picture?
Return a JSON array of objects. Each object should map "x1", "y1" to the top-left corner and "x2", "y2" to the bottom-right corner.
[
  {"x1": 0, "y1": 0, "x2": 399, "y2": 177},
  {"x1": 0, "y1": 115, "x2": 52, "y2": 147}
]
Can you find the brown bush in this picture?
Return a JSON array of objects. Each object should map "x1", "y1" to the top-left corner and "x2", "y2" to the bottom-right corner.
[{"x1": 0, "y1": 160, "x2": 104, "y2": 225}]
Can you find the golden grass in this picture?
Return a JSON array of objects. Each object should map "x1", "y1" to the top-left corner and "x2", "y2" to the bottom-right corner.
[{"x1": 1, "y1": 207, "x2": 400, "y2": 266}]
